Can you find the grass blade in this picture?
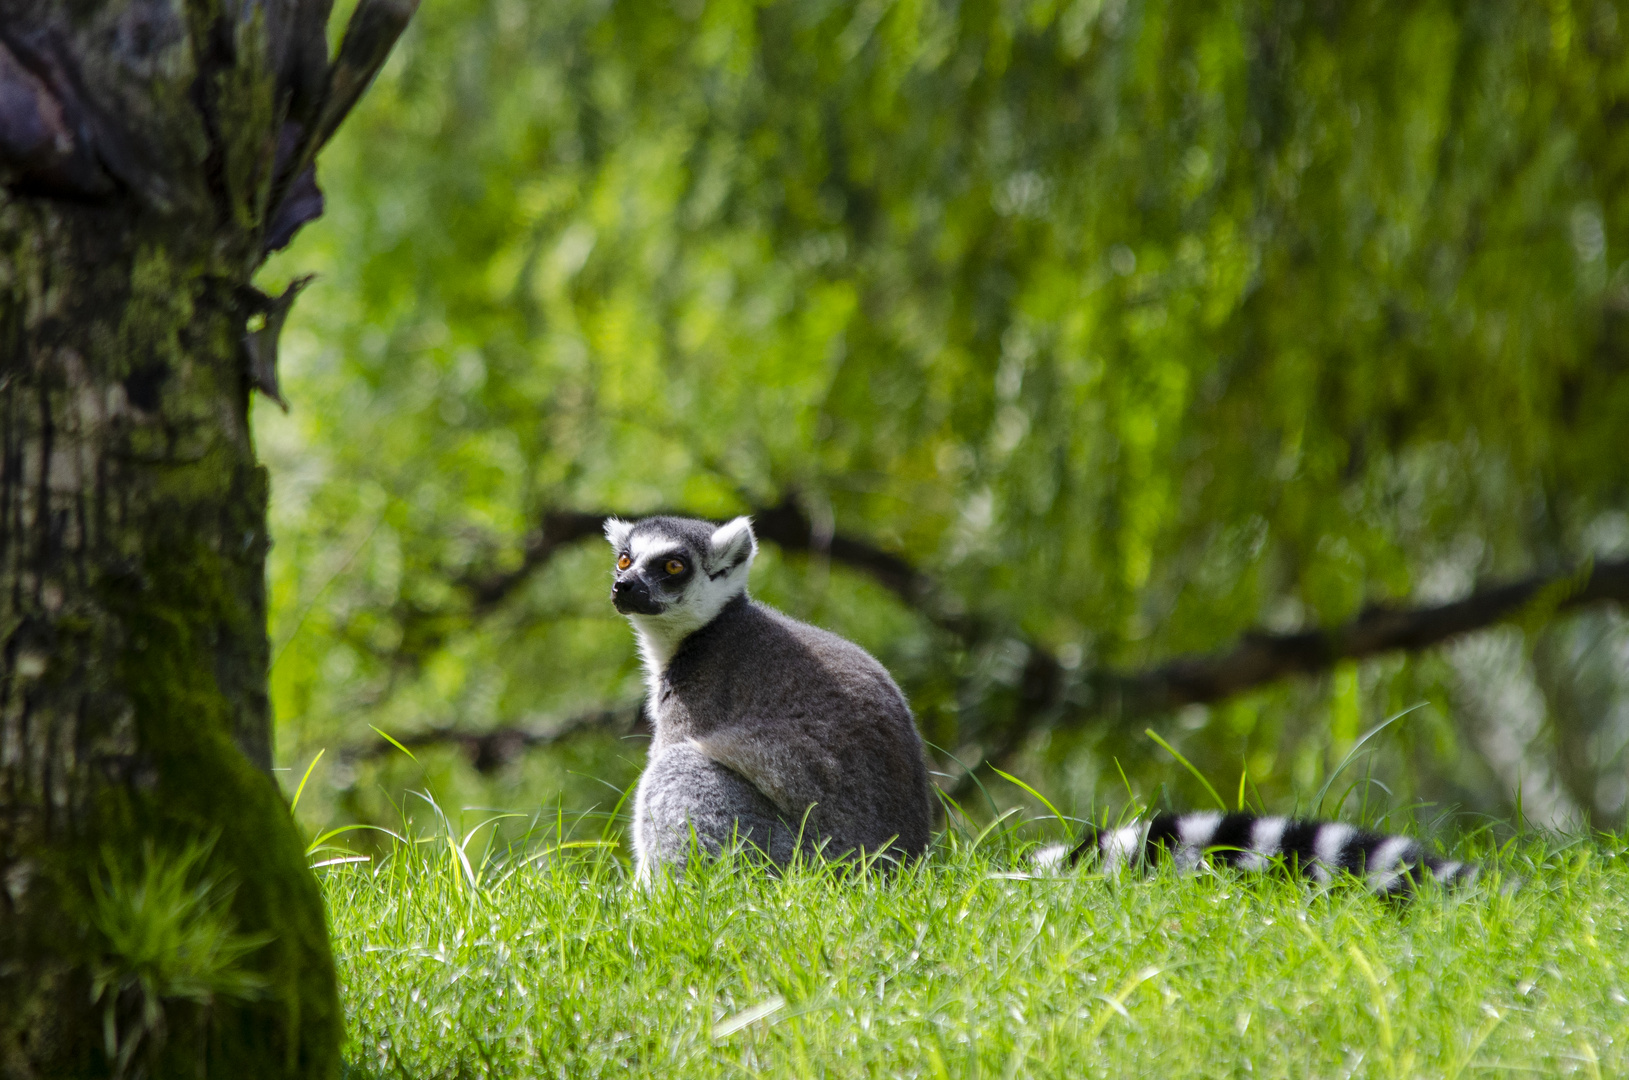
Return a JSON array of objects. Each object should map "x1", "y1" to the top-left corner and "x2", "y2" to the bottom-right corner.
[
  {"x1": 926, "y1": 741, "x2": 1002, "y2": 818},
  {"x1": 713, "y1": 995, "x2": 786, "y2": 1039},
  {"x1": 991, "y1": 766, "x2": 1069, "y2": 835},
  {"x1": 370, "y1": 725, "x2": 421, "y2": 765},
  {"x1": 970, "y1": 806, "x2": 1024, "y2": 852},
  {"x1": 291, "y1": 749, "x2": 324, "y2": 814},
  {"x1": 600, "y1": 778, "x2": 638, "y2": 846},
  {"x1": 1145, "y1": 729, "x2": 1226, "y2": 812},
  {"x1": 448, "y1": 834, "x2": 479, "y2": 894},
  {"x1": 1313, "y1": 702, "x2": 1426, "y2": 816},
  {"x1": 1085, "y1": 966, "x2": 1163, "y2": 1041},
  {"x1": 305, "y1": 822, "x2": 404, "y2": 856}
]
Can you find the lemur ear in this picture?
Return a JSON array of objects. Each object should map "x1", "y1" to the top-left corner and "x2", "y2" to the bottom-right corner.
[
  {"x1": 604, "y1": 517, "x2": 633, "y2": 551},
  {"x1": 708, "y1": 516, "x2": 757, "y2": 576}
]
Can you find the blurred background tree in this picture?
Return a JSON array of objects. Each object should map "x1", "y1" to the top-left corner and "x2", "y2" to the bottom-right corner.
[{"x1": 259, "y1": 0, "x2": 1629, "y2": 842}]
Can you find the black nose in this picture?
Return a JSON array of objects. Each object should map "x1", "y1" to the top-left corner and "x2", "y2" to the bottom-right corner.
[{"x1": 611, "y1": 576, "x2": 659, "y2": 614}]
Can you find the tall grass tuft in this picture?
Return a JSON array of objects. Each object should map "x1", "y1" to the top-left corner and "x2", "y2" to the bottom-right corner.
[{"x1": 86, "y1": 839, "x2": 271, "y2": 1075}]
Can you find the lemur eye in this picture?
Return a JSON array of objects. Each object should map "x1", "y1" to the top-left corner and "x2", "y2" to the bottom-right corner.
[
  {"x1": 616, "y1": 555, "x2": 631, "y2": 571},
  {"x1": 664, "y1": 559, "x2": 685, "y2": 575}
]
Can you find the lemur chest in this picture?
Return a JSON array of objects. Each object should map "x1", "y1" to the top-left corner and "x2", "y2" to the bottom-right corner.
[
  {"x1": 648, "y1": 668, "x2": 754, "y2": 745},
  {"x1": 646, "y1": 679, "x2": 713, "y2": 746}
]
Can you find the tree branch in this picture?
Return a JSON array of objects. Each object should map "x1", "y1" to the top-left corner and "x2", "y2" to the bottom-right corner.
[
  {"x1": 0, "y1": 37, "x2": 110, "y2": 196},
  {"x1": 460, "y1": 496, "x2": 963, "y2": 625},
  {"x1": 749, "y1": 498, "x2": 935, "y2": 606},
  {"x1": 463, "y1": 509, "x2": 610, "y2": 610},
  {"x1": 462, "y1": 498, "x2": 1629, "y2": 715},
  {"x1": 311, "y1": 0, "x2": 420, "y2": 153},
  {"x1": 340, "y1": 704, "x2": 642, "y2": 774},
  {"x1": 406, "y1": 496, "x2": 1629, "y2": 782},
  {"x1": 263, "y1": 0, "x2": 421, "y2": 255},
  {"x1": 1091, "y1": 558, "x2": 1629, "y2": 717}
]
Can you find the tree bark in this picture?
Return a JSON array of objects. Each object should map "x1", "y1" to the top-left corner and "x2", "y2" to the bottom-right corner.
[{"x1": 0, "y1": 0, "x2": 412, "y2": 1074}]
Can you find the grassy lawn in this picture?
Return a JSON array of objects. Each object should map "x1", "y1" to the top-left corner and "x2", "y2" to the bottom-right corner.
[{"x1": 324, "y1": 820, "x2": 1629, "y2": 1079}]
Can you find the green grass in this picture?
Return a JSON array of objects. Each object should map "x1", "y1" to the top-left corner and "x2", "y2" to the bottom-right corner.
[{"x1": 321, "y1": 811, "x2": 1629, "y2": 1079}]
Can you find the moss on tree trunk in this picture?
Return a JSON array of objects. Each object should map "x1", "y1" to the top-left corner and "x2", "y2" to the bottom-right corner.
[{"x1": 0, "y1": 0, "x2": 413, "y2": 1074}]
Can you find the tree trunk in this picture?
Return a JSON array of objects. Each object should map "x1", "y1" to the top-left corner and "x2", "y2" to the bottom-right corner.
[{"x1": 0, "y1": 0, "x2": 411, "y2": 1074}]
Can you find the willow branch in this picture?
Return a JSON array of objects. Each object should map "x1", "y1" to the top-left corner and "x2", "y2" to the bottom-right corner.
[
  {"x1": 341, "y1": 704, "x2": 641, "y2": 774},
  {"x1": 1087, "y1": 558, "x2": 1629, "y2": 718},
  {"x1": 464, "y1": 500, "x2": 1629, "y2": 711},
  {"x1": 460, "y1": 497, "x2": 956, "y2": 621},
  {"x1": 432, "y1": 497, "x2": 1629, "y2": 779}
]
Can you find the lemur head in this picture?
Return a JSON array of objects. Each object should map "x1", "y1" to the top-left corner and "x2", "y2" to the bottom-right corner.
[{"x1": 604, "y1": 514, "x2": 758, "y2": 664}]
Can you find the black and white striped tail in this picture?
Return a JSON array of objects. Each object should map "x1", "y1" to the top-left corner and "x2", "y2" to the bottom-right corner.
[{"x1": 1040, "y1": 811, "x2": 1478, "y2": 895}]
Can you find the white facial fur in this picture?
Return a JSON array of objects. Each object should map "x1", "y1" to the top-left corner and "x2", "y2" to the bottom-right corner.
[{"x1": 611, "y1": 517, "x2": 758, "y2": 697}]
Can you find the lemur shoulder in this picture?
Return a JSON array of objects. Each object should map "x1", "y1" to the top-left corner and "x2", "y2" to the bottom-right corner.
[{"x1": 606, "y1": 514, "x2": 934, "y2": 881}]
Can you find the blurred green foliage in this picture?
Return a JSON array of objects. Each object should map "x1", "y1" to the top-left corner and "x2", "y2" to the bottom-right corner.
[{"x1": 259, "y1": 0, "x2": 1629, "y2": 837}]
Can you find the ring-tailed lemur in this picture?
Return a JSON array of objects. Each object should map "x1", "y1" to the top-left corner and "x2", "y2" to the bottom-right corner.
[
  {"x1": 606, "y1": 514, "x2": 934, "y2": 881},
  {"x1": 1036, "y1": 811, "x2": 1479, "y2": 895}
]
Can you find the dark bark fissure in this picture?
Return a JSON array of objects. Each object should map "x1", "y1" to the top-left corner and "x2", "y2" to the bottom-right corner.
[{"x1": 0, "y1": 0, "x2": 414, "y2": 1076}]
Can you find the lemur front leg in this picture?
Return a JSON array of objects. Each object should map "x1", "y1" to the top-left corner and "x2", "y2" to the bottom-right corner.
[
  {"x1": 687, "y1": 726, "x2": 835, "y2": 845},
  {"x1": 636, "y1": 741, "x2": 805, "y2": 879}
]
